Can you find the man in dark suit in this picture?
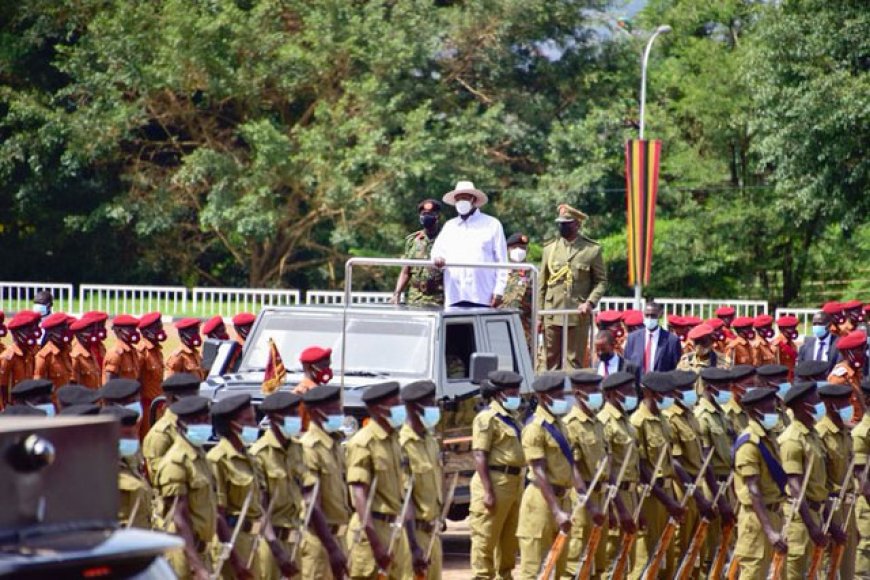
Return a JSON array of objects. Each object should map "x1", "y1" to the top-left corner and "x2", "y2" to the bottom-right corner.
[
  {"x1": 593, "y1": 329, "x2": 640, "y2": 379},
  {"x1": 797, "y1": 311, "x2": 841, "y2": 373},
  {"x1": 623, "y1": 300, "x2": 682, "y2": 373}
]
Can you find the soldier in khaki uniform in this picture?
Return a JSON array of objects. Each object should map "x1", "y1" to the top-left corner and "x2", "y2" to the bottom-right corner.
[
  {"x1": 69, "y1": 316, "x2": 102, "y2": 389},
  {"x1": 817, "y1": 383, "x2": 857, "y2": 577},
  {"x1": 398, "y1": 380, "x2": 443, "y2": 579},
  {"x1": 0, "y1": 311, "x2": 40, "y2": 407},
  {"x1": 102, "y1": 405, "x2": 153, "y2": 529},
  {"x1": 677, "y1": 323, "x2": 731, "y2": 375},
  {"x1": 469, "y1": 370, "x2": 525, "y2": 579},
  {"x1": 853, "y1": 378, "x2": 870, "y2": 574},
  {"x1": 757, "y1": 364, "x2": 792, "y2": 436},
  {"x1": 501, "y1": 233, "x2": 533, "y2": 344},
  {"x1": 827, "y1": 330, "x2": 867, "y2": 422},
  {"x1": 299, "y1": 385, "x2": 350, "y2": 579},
  {"x1": 166, "y1": 318, "x2": 206, "y2": 380},
  {"x1": 136, "y1": 312, "x2": 166, "y2": 436},
  {"x1": 10, "y1": 378, "x2": 56, "y2": 415},
  {"x1": 539, "y1": 204, "x2": 607, "y2": 370},
  {"x1": 563, "y1": 371, "x2": 609, "y2": 579},
  {"x1": 726, "y1": 317, "x2": 756, "y2": 367},
  {"x1": 345, "y1": 381, "x2": 412, "y2": 579},
  {"x1": 751, "y1": 315, "x2": 779, "y2": 367},
  {"x1": 153, "y1": 396, "x2": 219, "y2": 580},
  {"x1": 517, "y1": 373, "x2": 604, "y2": 579},
  {"x1": 732, "y1": 387, "x2": 787, "y2": 579},
  {"x1": 391, "y1": 199, "x2": 443, "y2": 306},
  {"x1": 143, "y1": 373, "x2": 201, "y2": 477},
  {"x1": 56, "y1": 383, "x2": 98, "y2": 410},
  {"x1": 723, "y1": 365, "x2": 755, "y2": 438},
  {"x1": 34, "y1": 312, "x2": 73, "y2": 390},
  {"x1": 778, "y1": 381, "x2": 841, "y2": 579},
  {"x1": 103, "y1": 315, "x2": 141, "y2": 383}
]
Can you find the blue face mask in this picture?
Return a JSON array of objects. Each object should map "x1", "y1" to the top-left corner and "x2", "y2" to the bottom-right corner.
[
  {"x1": 812, "y1": 325, "x2": 828, "y2": 338},
  {"x1": 776, "y1": 383, "x2": 790, "y2": 400},
  {"x1": 323, "y1": 414, "x2": 345, "y2": 433},
  {"x1": 186, "y1": 424, "x2": 212, "y2": 446},
  {"x1": 838, "y1": 405, "x2": 854, "y2": 424},
  {"x1": 680, "y1": 390, "x2": 698, "y2": 409},
  {"x1": 622, "y1": 395, "x2": 639, "y2": 412},
  {"x1": 34, "y1": 304, "x2": 50, "y2": 317},
  {"x1": 421, "y1": 406, "x2": 441, "y2": 429},
  {"x1": 239, "y1": 426, "x2": 259, "y2": 445},
  {"x1": 658, "y1": 396, "x2": 675, "y2": 411},
  {"x1": 760, "y1": 413, "x2": 780, "y2": 431},
  {"x1": 548, "y1": 398, "x2": 570, "y2": 416},
  {"x1": 585, "y1": 392, "x2": 604, "y2": 411},
  {"x1": 124, "y1": 401, "x2": 143, "y2": 418},
  {"x1": 119, "y1": 438, "x2": 140, "y2": 457},
  {"x1": 502, "y1": 396, "x2": 521, "y2": 411},
  {"x1": 35, "y1": 403, "x2": 56, "y2": 417},
  {"x1": 713, "y1": 390, "x2": 732, "y2": 406},
  {"x1": 810, "y1": 402, "x2": 826, "y2": 423},
  {"x1": 643, "y1": 317, "x2": 659, "y2": 331},
  {"x1": 387, "y1": 405, "x2": 407, "y2": 428},
  {"x1": 282, "y1": 416, "x2": 302, "y2": 437}
]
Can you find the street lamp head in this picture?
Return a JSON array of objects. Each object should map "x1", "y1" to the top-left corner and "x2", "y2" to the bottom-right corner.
[{"x1": 656, "y1": 25, "x2": 672, "y2": 35}]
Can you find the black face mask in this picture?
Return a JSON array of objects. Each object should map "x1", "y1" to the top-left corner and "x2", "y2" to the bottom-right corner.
[
  {"x1": 419, "y1": 214, "x2": 437, "y2": 229},
  {"x1": 558, "y1": 222, "x2": 576, "y2": 238}
]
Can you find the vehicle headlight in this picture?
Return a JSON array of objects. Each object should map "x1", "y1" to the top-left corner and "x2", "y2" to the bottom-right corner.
[{"x1": 341, "y1": 415, "x2": 360, "y2": 437}]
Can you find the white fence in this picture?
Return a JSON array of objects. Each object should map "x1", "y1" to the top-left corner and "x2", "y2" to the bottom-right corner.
[
  {"x1": 0, "y1": 282, "x2": 75, "y2": 314},
  {"x1": 306, "y1": 290, "x2": 398, "y2": 305},
  {"x1": 191, "y1": 288, "x2": 301, "y2": 316},
  {"x1": 774, "y1": 307, "x2": 817, "y2": 335},
  {"x1": 78, "y1": 284, "x2": 188, "y2": 316},
  {"x1": 657, "y1": 298, "x2": 768, "y2": 321}
]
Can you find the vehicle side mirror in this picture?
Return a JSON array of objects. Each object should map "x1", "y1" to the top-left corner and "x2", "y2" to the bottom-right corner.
[{"x1": 469, "y1": 353, "x2": 498, "y2": 385}]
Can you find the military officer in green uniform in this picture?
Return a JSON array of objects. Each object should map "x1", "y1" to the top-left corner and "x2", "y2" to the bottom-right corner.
[
  {"x1": 143, "y1": 373, "x2": 201, "y2": 477},
  {"x1": 398, "y1": 380, "x2": 443, "y2": 579},
  {"x1": 153, "y1": 396, "x2": 219, "y2": 580},
  {"x1": 732, "y1": 387, "x2": 787, "y2": 579},
  {"x1": 778, "y1": 381, "x2": 840, "y2": 579},
  {"x1": 300, "y1": 386, "x2": 351, "y2": 579},
  {"x1": 501, "y1": 233, "x2": 533, "y2": 344},
  {"x1": 345, "y1": 381, "x2": 412, "y2": 579},
  {"x1": 517, "y1": 373, "x2": 604, "y2": 579},
  {"x1": 207, "y1": 394, "x2": 264, "y2": 579},
  {"x1": 853, "y1": 378, "x2": 870, "y2": 574},
  {"x1": 723, "y1": 365, "x2": 755, "y2": 439},
  {"x1": 539, "y1": 204, "x2": 607, "y2": 371},
  {"x1": 469, "y1": 370, "x2": 525, "y2": 579},
  {"x1": 563, "y1": 370, "x2": 609, "y2": 579},
  {"x1": 103, "y1": 405, "x2": 153, "y2": 529},
  {"x1": 392, "y1": 199, "x2": 443, "y2": 306}
]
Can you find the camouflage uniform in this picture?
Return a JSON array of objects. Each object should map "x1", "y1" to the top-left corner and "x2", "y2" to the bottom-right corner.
[
  {"x1": 403, "y1": 230, "x2": 443, "y2": 306},
  {"x1": 501, "y1": 268, "x2": 533, "y2": 344}
]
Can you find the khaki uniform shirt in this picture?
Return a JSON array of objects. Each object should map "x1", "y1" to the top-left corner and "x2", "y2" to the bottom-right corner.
[
  {"x1": 663, "y1": 403, "x2": 704, "y2": 476},
  {"x1": 722, "y1": 398, "x2": 749, "y2": 439},
  {"x1": 136, "y1": 338, "x2": 164, "y2": 400},
  {"x1": 154, "y1": 434, "x2": 217, "y2": 542},
  {"x1": 694, "y1": 398, "x2": 732, "y2": 477},
  {"x1": 734, "y1": 420, "x2": 785, "y2": 506},
  {"x1": 345, "y1": 420, "x2": 405, "y2": 515},
  {"x1": 597, "y1": 402, "x2": 639, "y2": 483},
  {"x1": 301, "y1": 421, "x2": 350, "y2": 525},
  {"x1": 165, "y1": 345, "x2": 205, "y2": 380},
  {"x1": 250, "y1": 428, "x2": 305, "y2": 527},
  {"x1": 70, "y1": 341, "x2": 101, "y2": 389},
  {"x1": 399, "y1": 424, "x2": 442, "y2": 521},
  {"x1": 630, "y1": 402, "x2": 675, "y2": 479},
  {"x1": 34, "y1": 341, "x2": 72, "y2": 389},
  {"x1": 522, "y1": 405, "x2": 574, "y2": 488},
  {"x1": 207, "y1": 437, "x2": 265, "y2": 520},
  {"x1": 815, "y1": 414, "x2": 853, "y2": 494},
  {"x1": 726, "y1": 337, "x2": 753, "y2": 366},
  {"x1": 119, "y1": 454, "x2": 153, "y2": 529},
  {"x1": 472, "y1": 400, "x2": 525, "y2": 468},
  {"x1": 564, "y1": 404, "x2": 608, "y2": 483},
  {"x1": 854, "y1": 415, "x2": 870, "y2": 468},
  {"x1": 143, "y1": 409, "x2": 178, "y2": 477},
  {"x1": 677, "y1": 350, "x2": 731, "y2": 373},
  {"x1": 103, "y1": 341, "x2": 139, "y2": 383},
  {"x1": 750, "y1": 337, "x2": 779, "y2": 367},
  {"x1": 539, "y1": 235, "x2": 607, "y2": 324},
  {"x1": 777, "y1": 420, "x2": 829, "y2": 503}
]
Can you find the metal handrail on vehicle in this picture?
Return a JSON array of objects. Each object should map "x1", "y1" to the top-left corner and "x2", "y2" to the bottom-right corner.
[{"x1": 341, "y1": 258, "x2": 540, "y2": 396}]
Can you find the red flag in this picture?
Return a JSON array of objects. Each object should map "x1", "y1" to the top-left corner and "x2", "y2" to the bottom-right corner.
[
  {"x1": 261, "y1": 338, "x2": 286, "y2": 394},
  {"x1": 625, "y1": 139, "x2": 662, "y2": 286}
]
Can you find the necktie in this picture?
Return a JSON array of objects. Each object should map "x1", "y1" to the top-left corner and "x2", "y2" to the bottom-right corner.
[
  {"x1": 815, "y1": 339, "x2": 824, "y2": 361},
  {"x1": 644, "y1": 332, "x2": 653, "y2": 372},
  {"x1": 604, "y1": 361, "x2": 610, "y2": 376}
]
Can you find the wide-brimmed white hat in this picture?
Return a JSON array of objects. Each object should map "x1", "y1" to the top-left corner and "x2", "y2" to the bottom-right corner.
[{"x1": 442, "y1": 180, "x2": 488, "y2": 207}]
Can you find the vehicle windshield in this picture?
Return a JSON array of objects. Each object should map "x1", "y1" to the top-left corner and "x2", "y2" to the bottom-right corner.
[{"x1": 240, "y1": 310, "x2": 434, "y2": 378}]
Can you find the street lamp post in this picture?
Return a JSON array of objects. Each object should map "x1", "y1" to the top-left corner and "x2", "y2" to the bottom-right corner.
[{"x1": 634, "y1": 24, "x2": 671, "y2": 309}]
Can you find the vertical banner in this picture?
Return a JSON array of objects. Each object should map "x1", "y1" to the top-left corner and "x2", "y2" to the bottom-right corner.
[{"x1": 625, "y1": 139, "x2": 661, "y2": 286}]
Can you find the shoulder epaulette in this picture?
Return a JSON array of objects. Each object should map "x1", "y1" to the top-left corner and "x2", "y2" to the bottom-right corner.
[{"x1": 579, "y1": 234, "x2": 600, "y2": 246}]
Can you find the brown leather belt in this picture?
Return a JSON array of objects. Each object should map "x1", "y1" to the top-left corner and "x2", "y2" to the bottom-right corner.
[
  {"x1": 807, "y1": 499, "x2": 824, "y2": 511},
  {"x1": 274, "y1": 526, "x2": 295, "y2": 541},
  {"x1": 226, "y1": 516, "x2": 257, "y2": 533},
  {"x1": 533, "y1": 481, "x2": 569, "y2": 497},
  {"x1": 489, "y1": 464, "x2": 522, "y2": 476},
  {"x1": 415, "y1": 519, "x2": 436, "y2": 533},
  {"x1": 194, "y1": 537, "x2": 207, "y2": 553},
  {"x1": 370, "y1": 511, "x2": 394, "y2": 522}
]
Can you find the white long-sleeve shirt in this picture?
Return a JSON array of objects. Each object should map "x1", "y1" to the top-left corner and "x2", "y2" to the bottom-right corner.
[{"x1": 430, "y1": 209, "x2": 508, "y2": 306}]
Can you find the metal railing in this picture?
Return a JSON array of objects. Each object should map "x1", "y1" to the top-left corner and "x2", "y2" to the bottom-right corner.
[
  {"x1": 656, "y1": 298, "x2": 768, "y2": 321},
  {"x1": 774, "y1": 307, "x2": 817, "y2": 337},
  {"x1": 78, "y1": 284, "x2": 188, "y2": 316},
  {"x1": 191, "y1": 287, "x2": 300, "y2": 316},
  {"x1": 538, "y1": 309, "x2": 599, "y2": 370},
  {"x1": 305, "y1": 290, "x2": 398, "y2": 305},
  {"x1": 0, "y1": 282, "x2": 75, "y2": 314}
]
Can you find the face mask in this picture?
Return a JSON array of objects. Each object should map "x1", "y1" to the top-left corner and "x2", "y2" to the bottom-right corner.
[
  {"x1": 558, "y1": 222, "x2": 575, "y2": 238},
  {"x1": 127, "y1": 331, "x2": 141, "y2": 344},
  {"x1": 599, "y1": 351, "x2": 613, "y2": 362},
  {"x1": 0, "y1": 326, "x2": 6, "y2": 337},
  {"x1": 622, "y1": 394, "x2": 639, "y2": 412},
  {"x1": 713, "y1": 390, "x2": 732, "y2": 406},
  {"x1": 455, "y1": 200, "x2": 472, "y2": 216},
  {"x1": 185, "y1": 424, "x2": 212, "y2": 446},
  {"x1": 740, "y1": 330, "x2": 756, "y2": 340},
  {"x1": 502, "y1": 396, "x2": 521, "y2": 411},
  {"x1": 810, "y1": 402, "x2": 826, "y2": 422},
  {"x1": 313, "y1": 366, "x2": 333, "y2": 384},
  {"x1": 643, "y1": 317, "x2": 659, "y2": 331},
  {"x1": 838, "y1": 405, "x2": 854, "y2": 423},
  {"x1": 387, "y1": 405, "x2": 407, "y2": 428},
  {"x1": 282, "y1": 416, "x2": 302, "y2": 437},
  {"x1": 187, "y1": 334, "x2": 202, "y2": 347},
  {"x1": 98, "y1": 328, "x2": 107, "y2": 340},
  {"x1": 846, "y1": 351, "x2": 865, "y2": 369},
  {"x1": 782, "y1": 330, "x2": 798, "y2": 341},
  {"x1": 776, "y1": 382, "x2": 790, "y2": 400},
  {"x1": 680, "y1": 390, "x2": 698, "y2": 409},
  {"x1": 34, "y1": 304, "x2": 49, "y2": 317},
  {"x1": 124, "y1": 401, "x2": 143, "y2": 417},
  {"x1": 508, "y1": 248, "x2": 527, "y2": 263},
  {"x1": 585, "y1": 392, "x2": 604, "y2": 411},
  {"x1": 421, "y1": 406, "x2": 441, "y2": 429},
  {"x1": 658, "y1": 396, "x2": 675, "y2": 411},
  {"x1": 35, "y1": 403, "x2": 56, "y2": 417},
  {"x1": 419, "y1": 214, "x2": 437, "y2": 228},
  {"x1": 119, "y1": 438, "x2": 140, "y2": 457},
  {"x1": 323, "y1": 414, "x2": 345, "y2": 433},
  {"x1": 760, "y1": 413, "x2": 780, "y2": 431},
  {"x1": 238, "y1": 426, "x2": 259, "y2": 445},
  {"x1": 548, "y1": 398, "x2": 570, "y2": 416},
  {"x1": 155, "y1": 330, "x2": 167, "y2": 342}
]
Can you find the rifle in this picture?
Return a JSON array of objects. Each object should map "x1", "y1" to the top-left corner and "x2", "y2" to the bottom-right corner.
[
  {"x1": 246, "y1": 492, "x2": 279, "y2": 569},
  {"x1": 537, "y1": 457, "x2": 608, "y2": 580},
  {"x1": 575, "y1": 442, "x2": 635, "y2": 580},
  {"x1": 376, "y1": 474, "x2": 415, "y2": 580},
  {"x1": 212, "y1": 484, "x2": 255, "y2": 580},
  {"x1": 289, "y1": 477, "x2": 321, "y2": 562},
  {"x1": 125, "y1": 495, "x2": 142, "y2": 529},
  {"x1": 770, "y1": 448, "x2": 815, "y2": 580},
  {"x1": 351, "y1": 475, "x2": 379, "y2": 547},
  {"x1": 828, "y1": 462, "x2": 868, "y2": 579},
  {"x1": 414, "y1": 472, "x2": 460, "y2": 580},
  {"x1": 641, "y1": 447, "x2": 715, "y2": 579},
  {"x1": 675, "y1": 471, "x2": 734, "y2": 580},
  {"x1": 609, "y1": 442, "x2": 670, "y2": 580},
  {"x1": 807, "y1": 455, "x2": 856, "y2": 579}
]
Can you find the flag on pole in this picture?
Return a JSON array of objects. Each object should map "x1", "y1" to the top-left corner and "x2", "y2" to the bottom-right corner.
[
  {"x1": 625, "y1": 139, "x2": 662, "y2": 286},
  {"x1": 261, "y1": 338, "x2": 286, "y2": 394}
]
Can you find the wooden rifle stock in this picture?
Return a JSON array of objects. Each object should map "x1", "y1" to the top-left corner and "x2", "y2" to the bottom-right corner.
[
  {"x1": 829, "y1": 464, "x2": 868, "y2": 580},
  {"x1": 726, "y1": 553, "x2": 740, "y2": 580},
  {"x1": 414, "y1": 472, "x2": 460, "y2": 580},
  {"x1": 675, "y1": 472, "x2": 734, "y2": 580},
  {"x1": 771, "y1": 448, "x2": 815, "y2": 580},
  {"x1": 610, "y1": 531, "x2": 636, "y2": 580},
  {"x1": 376, "y1": 475, "x2": 415, "y2": 580},
  {"x1": 808, "y1": 455, "x2": 856, "y2": 579},
  {"x1": 711, "y1": 520, "x2": 734, "y2": 579}
]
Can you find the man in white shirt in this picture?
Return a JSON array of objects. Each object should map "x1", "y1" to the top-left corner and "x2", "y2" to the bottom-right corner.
[
  {"x1": 432, "y1": 181, "x2": 508, "y2": 307},
  {"x1": 797, "y1": 310, "x2": 841, "y2": 373},
  {"x1": 593, "y1": 329, "x2": 639, "y2": 379}
]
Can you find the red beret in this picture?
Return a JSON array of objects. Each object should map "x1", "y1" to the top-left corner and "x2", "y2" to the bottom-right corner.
[
  {"x1": 300, "y1": 346, "x2": 332, "y2": 364},
  {"x1": 838, "y1": 330, "x2": 867, "y2": 351},
  {"x1": 0, "y1": 311, "x2": 5, "y2": 324},
  {"x1": 687, "y1": 324, "x2": 714, "y2": 340},
  {"x1": 865, "y1": 304, "x2": 870, "y2": 313},
  {"x1": 732, "y1": 316, "x2": 754, "y2": 328},
  {"x1": 776, "y1": 315, "x2": 799, "y2": 328},
  {"x1": 704, "y1": 318, "x2": 724, "y2": 330},
  {"x1": 753, "y1": 314, "x2": 774, "y2": 328},
  {"x1": 174, "y1": 317, "x2": 201, "y2": 330},
  {"x1": 842, "y1": 300, "x2": 863, "y2": 310},
  {"x1": 667, "y1": 315, "x2": 686, "y2": 327},
  {"x1": 683, "y1": 316, "x2": 702, "y2": 327},
  {"x1": 8, "y1": 311, "x2": 41, "y2": 329},
  {"x1": 83, "y1": 311, "x2": 108, "y2": 323},
  {"x1": 715, "y1": 306, "x2": 735, "y2": 316},
  {"x1": 623, "y1": 310, "x2": 643, "y2": 326},
  {"x1": 112, "y1": 315, "x2": 140, "y2": 327},
  {"x1": 596, "y1": 310, "x2": 623, "y2": 324},
  {"x1": 41, "y1": 312, "x2": 70, "y2": 329},
  {"x1": 138, "y1": 312, "x2": 162, "y2": 328},
  {"x1": 201, "y1": 315, "x2": 225, "y2": 334},
  {"x1": 232, "y1": 312, "x2": 256, "y2": 326},
  {"x1": 69, "y1": 317, "x2": 93, "y2": 331},
  {"x1": 822, "y1": 302, "x2": 844, "y2": 315}
]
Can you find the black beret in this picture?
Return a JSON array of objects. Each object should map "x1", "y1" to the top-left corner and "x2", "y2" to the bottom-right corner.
[
  {"x1": 362, "y1": 381, "x2": 400, "y2": 404},
  {"x1": 756, "y1": 365, "x2": 789, "y2": 378},
  {"x1": 401, "y1": 380, "x2": 436, "y2": 403},
  {"x1": 640, "y1": 372, "x2": 673, "y2": 393},
  {"x1": 261, "y1": 392, "x2": 301, "y2": 413},
  {"x1": 302, "y1": 385, "x2": 341, "y2": 405},
  {"x1": 488, "y1": 370, "x2": 523, "y2": 389},
  {"x1": 12, "y1": 379, "x2": 53, "y2": 399},
  {"x1": 162, "y1": 373, "x2": 202, "y2": 393},
  {"x1": 479, "y1": 379, "x2": 496, "y2": 396},
  {"x1": 532, "y1": 373, "x2": 566, "y2": 394},
  {"x1": 100, "y1": 379, "x2": 141, "y2": 401},
  {"x1": 730, "y1": 365, "x2": 756, "y2": 381},
  {"x1": 601, "y1": 371, "x2": 635, "y2": 391},
  {"x1": 171, "y1": 396, "x2": 210, "y2": 418},
  {"x1": 100, "y1": 405, "x2": 139, "y2": 426},
  {"x1": 795, "y1": 360, "x2": 829, "y2": 379},
  {"x1": 862, "y1": 377, "x2": 870, "y2": 394},
  {"x1": 506, "y1": 232, "x2": 529, "y2": 247},
  {"x1": 818, "y1": 383, "x2": 852, "y2": 399},
  {"x1": 211, "y1": 394, "x2": 252, "y2": 418},
  {"x1": 783, "y1": 381, "x2": 816, "y2": 406},
  {"x1": 569, "y1": 371, "x2": 603, "y2": 385},
  {"x1": 741, "y1": 387, "x2": 776, "y2": 406},
  {"x1": 700, "y1": 367, "x2": 732, "y2": 384},
  {"x1": 670, "y1": 370, "x2": 698, "y2": 390},
  {"x1": 417, "y1": 198, "x2": 441, "y2": 213},
  {"x1": 1, "y1": 404, "x2": 46, "y2": 416},
  {"x1": 56, "y1": 384, "x2": 99, "y2": 407},
  {"x1": 59, "y1": 403, "x2": 101, "y2": 416}
]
